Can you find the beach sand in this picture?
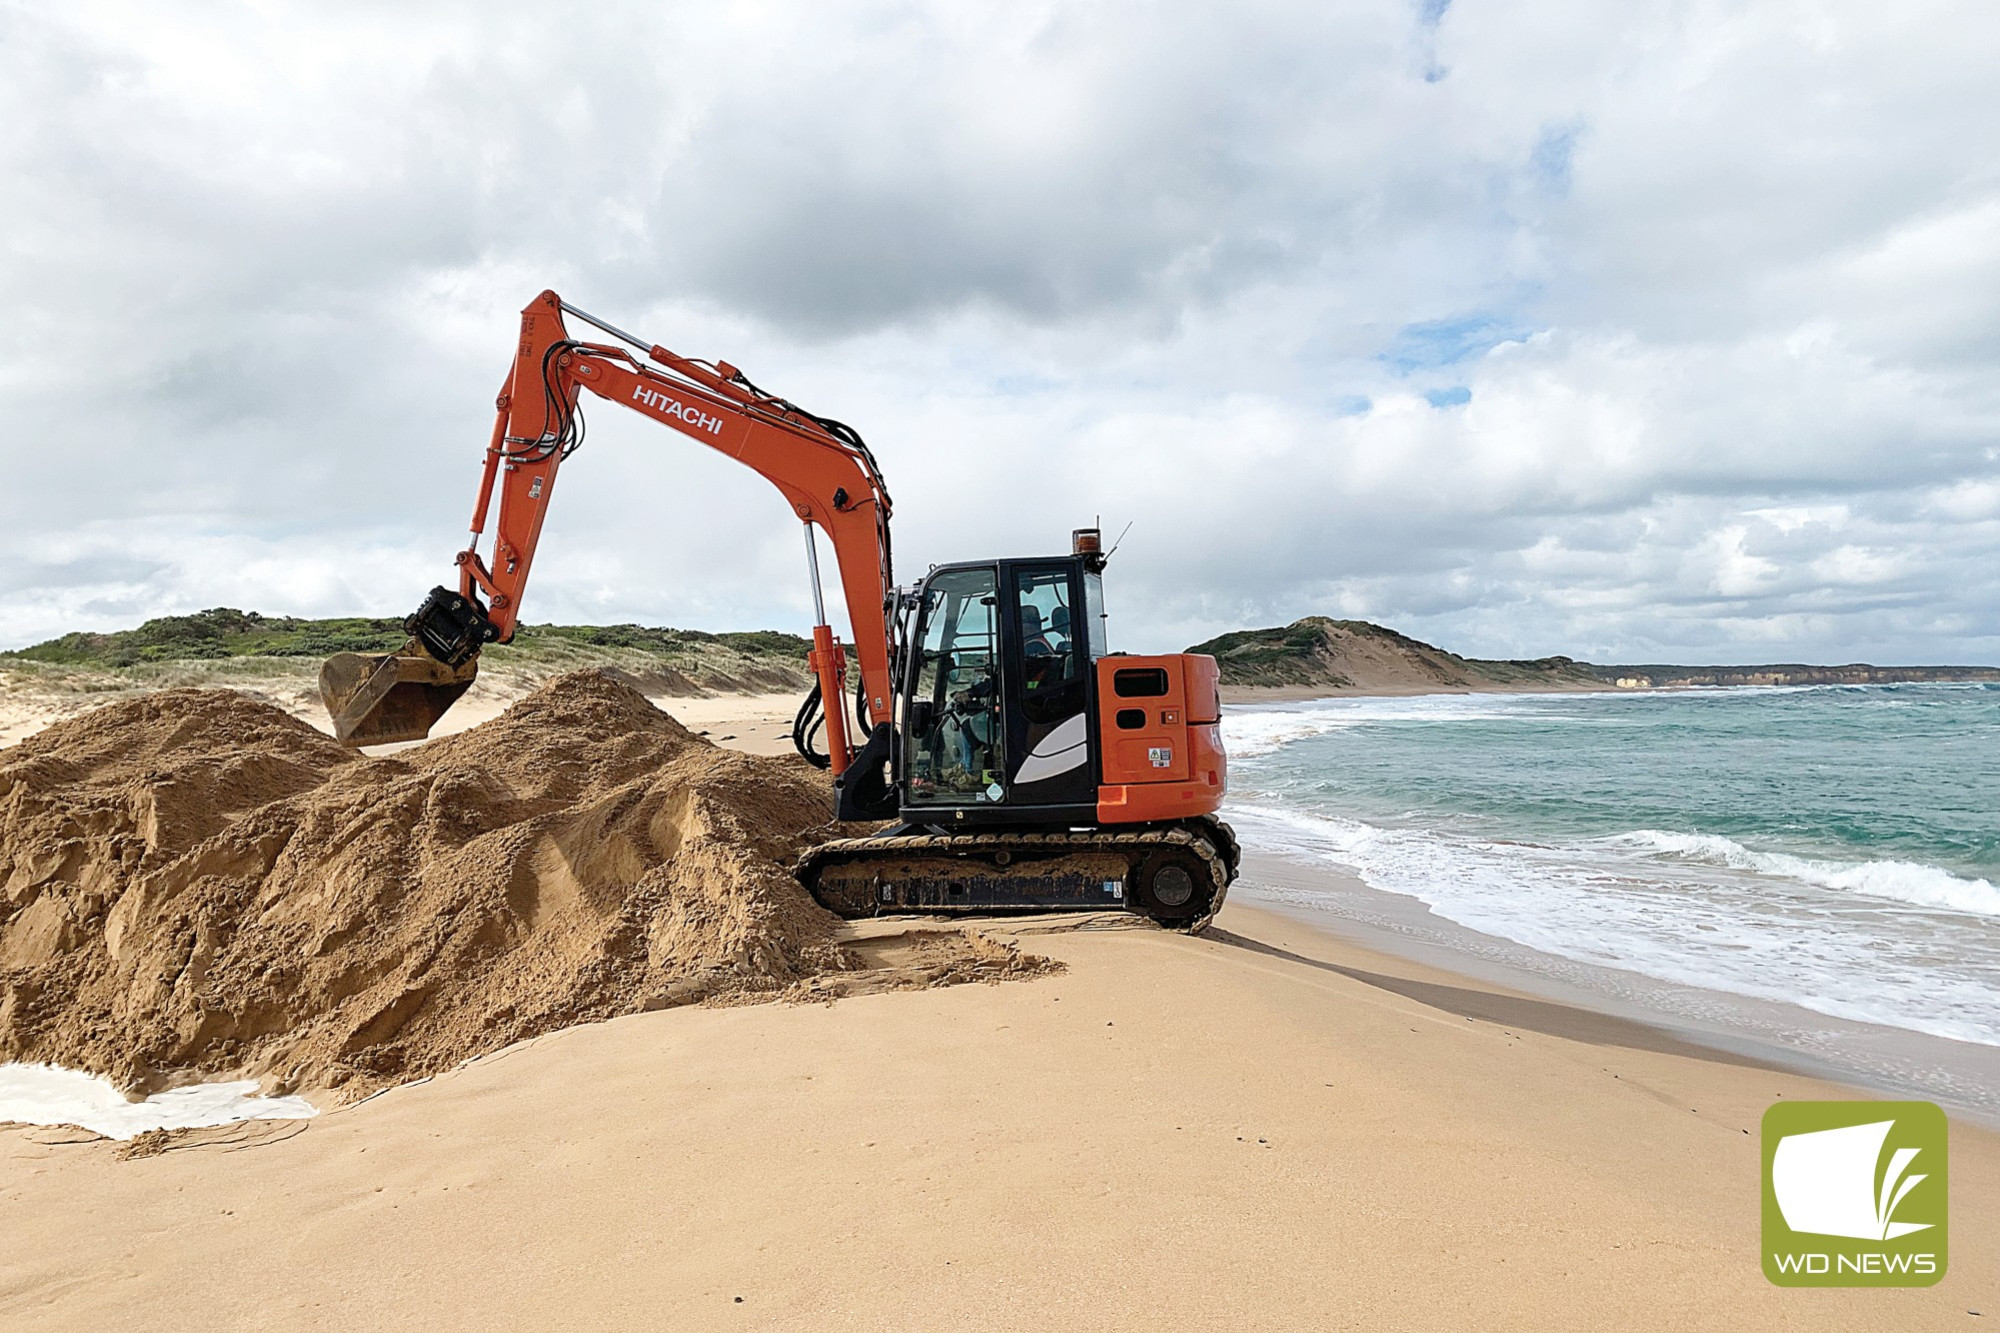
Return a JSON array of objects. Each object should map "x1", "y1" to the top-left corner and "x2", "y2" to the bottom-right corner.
[
  {"x1": 3, "y1": 691, "x2": 1993, "y2": 1329},
  {"x1": 2, "y1": 897, "x2": 1991, "y2": 1329},
  {"x1": 0, "y1": 675, "x2": 806, "y2": 759},
  {"x1": 343, "y1": 687, "x2": 806, "y2": 759}
]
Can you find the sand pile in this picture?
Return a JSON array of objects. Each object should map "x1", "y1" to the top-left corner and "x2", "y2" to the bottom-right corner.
[{"x1": 0, "y1": 671, "x2": 974, "y2": 1103}]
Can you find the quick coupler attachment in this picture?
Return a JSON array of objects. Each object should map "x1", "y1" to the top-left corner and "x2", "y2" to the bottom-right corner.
[{"x1": 407, "y1": 586, "x2": 499, "y2": 667}]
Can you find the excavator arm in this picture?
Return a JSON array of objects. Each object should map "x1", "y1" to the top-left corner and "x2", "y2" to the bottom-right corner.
[{"x1": 321, "y1": 291, "x2": 896, "y2": 782}]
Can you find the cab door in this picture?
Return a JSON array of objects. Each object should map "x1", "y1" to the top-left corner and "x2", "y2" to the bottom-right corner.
[
  {"x1": 1002, "y1": 562, "x2": 1094, "y2": 806},
  {"x1": 902, "y1": 566, "x2": 1006, "y2": 807}
]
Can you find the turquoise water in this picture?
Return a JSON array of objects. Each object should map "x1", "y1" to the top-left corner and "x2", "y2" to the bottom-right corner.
[{"x1": 1223, "y1": 685, "x2": 2000, "y2": 1045}]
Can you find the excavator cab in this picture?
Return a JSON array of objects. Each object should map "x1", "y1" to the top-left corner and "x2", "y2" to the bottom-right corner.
[{"x1": 899, "y1": 556, "x2": 1102, "y2": 819}]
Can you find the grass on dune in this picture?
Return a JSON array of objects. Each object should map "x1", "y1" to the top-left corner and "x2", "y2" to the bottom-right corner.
[{"x1": 0, "y1": 609, "x2": 816, "y2": 705}]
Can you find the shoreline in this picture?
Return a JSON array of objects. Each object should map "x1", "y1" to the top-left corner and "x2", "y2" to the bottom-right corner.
[{"x1": 1232, "y1": 847, "x2": 2000, "y2": 1128}]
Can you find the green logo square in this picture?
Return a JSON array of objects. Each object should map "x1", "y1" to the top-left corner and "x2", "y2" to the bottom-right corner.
[{"x1": 1762, "y1": 1100, "x2": 1947, "y2": 1286}]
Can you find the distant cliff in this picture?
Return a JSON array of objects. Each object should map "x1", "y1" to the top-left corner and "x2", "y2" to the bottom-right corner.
[
  {"x1": 1187, "y1": 617, "x2": 2000, "y2": 695},
  {"x1": 1187, "y1": 618, "x2": 1603, "y2": 693},
  {"x1": 1582, "y1": 663, "x2": 2000, "y2": 689}
]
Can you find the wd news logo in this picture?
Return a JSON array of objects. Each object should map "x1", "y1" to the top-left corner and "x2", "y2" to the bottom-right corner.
[{"x1": 1762, "y1": 1100, "x2": 1947, "y2": 1286}]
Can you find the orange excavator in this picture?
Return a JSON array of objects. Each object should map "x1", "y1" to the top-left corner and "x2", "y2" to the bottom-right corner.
[{"x1": 321, "y1": 291, "x2": 1238, "y2": 927}]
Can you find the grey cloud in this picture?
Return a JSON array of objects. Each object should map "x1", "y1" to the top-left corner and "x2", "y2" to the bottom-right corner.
[{"x1": 1, "y1": 1, "x2": 1997, "y2": 670}]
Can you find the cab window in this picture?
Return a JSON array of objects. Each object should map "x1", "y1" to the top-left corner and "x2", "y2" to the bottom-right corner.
[
  {"x1": 904, "y1": 568, "x2": 1004, "y2": 804},
  {"x1": 1082, "y1": 569, "x2": 1108, "y2": 658},
  {"x1": 1014, "y1": 566, "x2": 1082, "y2": 717}
]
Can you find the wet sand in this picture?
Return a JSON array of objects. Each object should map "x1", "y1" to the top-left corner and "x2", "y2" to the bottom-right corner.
[{"x1": 1236, "y1": 848, "x2": 2000, "y2": 1125}]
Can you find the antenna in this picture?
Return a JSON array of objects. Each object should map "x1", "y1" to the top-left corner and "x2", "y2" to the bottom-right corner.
[{"x1": 1104, "y1": 520, "x2": 1134, "y2": 562}]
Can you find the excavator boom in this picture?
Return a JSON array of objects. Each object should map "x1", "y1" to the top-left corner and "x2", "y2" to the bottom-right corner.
[{"x1": 322, "y1": 291, "x2": 894, "y2": 760}]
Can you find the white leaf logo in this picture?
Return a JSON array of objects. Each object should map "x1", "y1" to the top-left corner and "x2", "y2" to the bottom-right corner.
[{"x1": 1771, "y1": 1120, "x2": 1932, "y2": 1241}]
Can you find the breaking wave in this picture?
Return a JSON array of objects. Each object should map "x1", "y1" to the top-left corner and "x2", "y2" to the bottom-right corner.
[
  {"x1": 1608, "y1": 829, "x2": 2000, "y2": 918},
  {"x1": 1226, "y1": 802, "x2": 2000, "y2": 1047}
]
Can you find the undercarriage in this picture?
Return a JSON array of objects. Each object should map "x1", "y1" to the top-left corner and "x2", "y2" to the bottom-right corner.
[{"x1": 797, "y1": 815, "x2": 1240, "y2": 932}]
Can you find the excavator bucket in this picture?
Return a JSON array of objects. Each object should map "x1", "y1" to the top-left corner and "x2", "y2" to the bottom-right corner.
[{"x1": 319, "y1": 638, "x2": 480, "y2": 746}]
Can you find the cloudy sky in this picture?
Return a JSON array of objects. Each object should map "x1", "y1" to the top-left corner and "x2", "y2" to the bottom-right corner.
[{"x1": 4, "y1": 1, "x2": 1997, "y2": 663}]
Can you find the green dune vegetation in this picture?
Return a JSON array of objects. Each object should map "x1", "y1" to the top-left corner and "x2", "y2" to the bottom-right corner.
[{"x1": 0, "y1": 608, "x2": 814, "y2": 713}]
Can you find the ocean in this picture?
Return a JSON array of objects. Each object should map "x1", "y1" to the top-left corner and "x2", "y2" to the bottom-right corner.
[{"x1": 1222, "y1": 684, "x2": 2000, "y2": 1063}]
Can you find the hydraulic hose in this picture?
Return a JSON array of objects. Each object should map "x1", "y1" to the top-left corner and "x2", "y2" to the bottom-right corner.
[{"x1": 793, "y1": 680, "x2": 831, "y2": 769}]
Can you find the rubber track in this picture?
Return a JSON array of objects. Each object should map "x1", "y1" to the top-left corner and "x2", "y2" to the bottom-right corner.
[{"x1": 795, "y1": 818, "x2": 1237, "y2": 933}]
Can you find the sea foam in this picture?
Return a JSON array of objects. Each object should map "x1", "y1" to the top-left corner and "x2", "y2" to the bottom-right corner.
[
  {"x1": 1222, "y1": 694, "x2": 1589, "y2": 758},
  {"x1": 1227, "y1": 801, "x2": 2000, "y2": 1047},
  {"x1": 1609, "y1": 829, "x2": 2000, "y2": 918},
  {"x1": 0, "y1": 1063, "x2": 317, "y2": 1140}
]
